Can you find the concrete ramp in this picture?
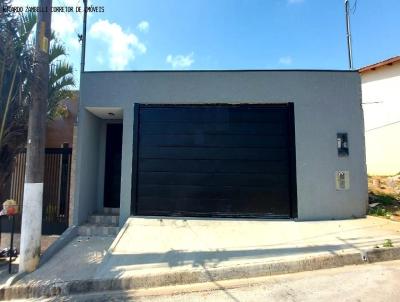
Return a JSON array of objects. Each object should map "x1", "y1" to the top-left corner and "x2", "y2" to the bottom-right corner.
[{"x1": 94, "y1": 216, "x2": 400, "y2": 279}]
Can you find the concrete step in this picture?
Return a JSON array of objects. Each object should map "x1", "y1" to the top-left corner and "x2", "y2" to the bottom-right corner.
[
  {"x1": 78, "y1": 224, "x2": 119, "y2": 236},
  {"x1": 102, "y1": 207, "x2": 120, "y2": 215},
  {"x1": 89, "y1": 214, "x2": 119, "y2": 226}
]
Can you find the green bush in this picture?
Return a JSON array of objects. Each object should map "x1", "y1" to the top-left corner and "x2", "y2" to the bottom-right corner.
[
  {"x1": 368, "y1": 206, "x2": 392, "y2": 217},
  {"x1": 383, "y1": 239, "x2": 393, "y2": 248}
]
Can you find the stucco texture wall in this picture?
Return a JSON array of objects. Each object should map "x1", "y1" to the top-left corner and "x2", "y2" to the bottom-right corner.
[
  {"x1": 76, "y1": 70, "x2": 367, "y2": 224},
  {"x1": 361, "y1": 62, "x2": 400, "y2": 176}
]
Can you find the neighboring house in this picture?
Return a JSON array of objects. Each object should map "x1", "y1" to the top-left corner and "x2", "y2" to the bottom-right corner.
[
  {"x1": 360, "y1": 56, "x2": 400, "y2": 176},
  {"x1": 46, "y1": 94, "x2": 78, "y2": 148},
  {"x1": 6, "y1": 93, "x2": 79, "y2": 234},
  {"x1": 72, "y1": 70, "x2": 368, "y2": 232}
]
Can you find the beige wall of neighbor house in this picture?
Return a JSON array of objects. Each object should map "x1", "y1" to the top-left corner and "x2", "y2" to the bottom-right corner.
[{"x1": 360, "y1": 57, "x2": 400, "y2": 176}]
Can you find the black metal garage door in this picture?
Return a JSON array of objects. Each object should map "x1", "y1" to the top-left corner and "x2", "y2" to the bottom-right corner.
[{"x1": 132, "y1": 104, "x2": 297, "y2": 218}]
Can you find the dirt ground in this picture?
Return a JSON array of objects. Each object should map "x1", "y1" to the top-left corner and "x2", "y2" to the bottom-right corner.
[{"x1": 368, "y1": 174, "x2": 400, "y2": 221}]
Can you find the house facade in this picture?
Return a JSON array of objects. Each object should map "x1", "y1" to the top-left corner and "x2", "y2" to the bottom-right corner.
[
  {"x1": 73, "y1": 70, "x2": 368, "y2": 227},
  {"x1": 360, "y1": 56, "x2": 400, "y2": 176}
]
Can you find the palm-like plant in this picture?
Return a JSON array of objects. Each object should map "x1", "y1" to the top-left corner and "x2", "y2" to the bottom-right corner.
[
  {"x1": 48, "y1": 40, "x2": 75, "y2": 118},
  {"x1": 0, "y1": 2, "x2": 76, "y2": 201},
  {"x1": 0, "y1": 2, "x2": 34, "y2": 201}
]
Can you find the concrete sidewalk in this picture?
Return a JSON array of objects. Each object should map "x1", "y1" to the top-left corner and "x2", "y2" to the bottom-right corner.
[
  {"x1": 96, "y1": 216, "x2": 400, "y2": 278},
  {"x1": 21, "y1": 236, "x2": 114, "y2": 283},
  {"x1": 0, "y1": 234, "x2": 60, "y2": 287},
  {"x1": 3, "y1": 216, "x2": 400, "y2": 299}
]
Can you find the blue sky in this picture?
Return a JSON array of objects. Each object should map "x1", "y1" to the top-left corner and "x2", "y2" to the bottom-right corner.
[{"x1": 13, "y1": 0, "x2": 400, "y2": 81}]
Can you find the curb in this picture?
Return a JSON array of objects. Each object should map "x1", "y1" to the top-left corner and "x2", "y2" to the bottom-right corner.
[
  {"x1": 3, "y1": 271, "x2": 26, "y2": 288},
  {"x1": 2, "y1": 226, "x2": 78, "y2": 289},
  {"x1": 1, "y1": 246, "x2": 400, "y2": 300}
]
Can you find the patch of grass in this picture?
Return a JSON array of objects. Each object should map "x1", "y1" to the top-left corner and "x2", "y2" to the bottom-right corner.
[
  {"x1": 368, "y1": 206, "x2": 393, "y2": 218},
  {"x1": 383, "y1": 239, "x2": 393, "y2": 248}
]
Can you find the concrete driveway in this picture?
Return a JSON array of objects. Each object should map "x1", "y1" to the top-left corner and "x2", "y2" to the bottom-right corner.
[
  {"x1": 13, "y1": 216, "x2": 400, "y2": 300},
  {"x1": 95, "y1": 216, "x2": 400, "y2": 278}
]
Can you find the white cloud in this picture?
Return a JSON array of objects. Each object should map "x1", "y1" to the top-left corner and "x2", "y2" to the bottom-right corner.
[
  {"x1": 68, "y1": 37, "x2": 81, "y2": 51},
  {"x1": 166, "y1": 53, "x2": 194, "y2": 69},
  {"x1": 64, "y1": 0, "x2": 80, "y2": 6},
  {"x1": 52, "y1": 14, "x2": 79, "y2": 37},
  {"x1": 12, "y1": 0, "x2": 81, "y2": 57},
  {"x1": 137, "y1": 21, "x2": 149, "y2": 33},
  {"x1": 12, "y1": 0, "x2": 36, "y2": 6},
  {"x1": 288, "y1": 0, "x2": 304, "y2": 4},
  {"x1": 279, "y1": 56, "x2": 293, "y2": 65},
  {"x1": 96, "y1": 54, "x2": 104, "y2": 65},
  {"x1": 51, "y1": 13, "x2": 81, "y2": 56},
  {"x1": 89, "y1": 19, "x2": 146, "y2": 70}
]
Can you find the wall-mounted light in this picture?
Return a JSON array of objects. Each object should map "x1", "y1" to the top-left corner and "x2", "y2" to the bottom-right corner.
[{"x1": 337, "y1": 133, "x2": 349, "y2": 157}]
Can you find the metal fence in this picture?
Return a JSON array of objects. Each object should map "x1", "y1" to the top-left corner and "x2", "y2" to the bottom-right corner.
[{"x1": 3, "y1": 147, "x2": 72, "y2": 235}]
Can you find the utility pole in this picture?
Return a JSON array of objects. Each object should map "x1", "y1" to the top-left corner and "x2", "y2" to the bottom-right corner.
[
  {"x1": 69, "y1": 0, "x2": 88, "y2": 226},
  {"x1": 344, "y1": 0, "x2": 353, "y2": 69},
  {"x1": 19, "y1": 0, "x2": 52, "y2": 273},
  {"x1": 80, "y1": 0, "x2": 88, "y2": 73}
]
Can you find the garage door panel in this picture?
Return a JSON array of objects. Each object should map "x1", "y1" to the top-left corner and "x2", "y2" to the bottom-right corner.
[
  {"x1": 137, "y1": 186, "x2": 290, "y2": 216},
  {"x1": 140, "y1": 159, "x2": 289, "y2": 174},
  {"x1": 138, "y1": 185, "x2": 236, "y2": 200},
  {"x1": 140, "y1": 107, "x2": 288, "y2": 123},
  {"x1": 138, "y1": 172, "x2": 290, "y2": 187},
  {"x1": 137, "y1": 197, "x2": 232, "y2": 215},
  {"x1": 138, "y1": 184, "x2": 289, "y2": 199},
  {"x1": 238, "y1": 198, "x2": 290, "y2": 215},
  {"x1": 140, "y1": 121, "x2": 288, "y2": 135},
  {"x1": 139, "y1": 146, "x2": 289, "y2": 161},
  {"x1": 134, "y1": 104, "x2": 296, "y2": 218},
  {"x1": 140, "y1": 134, "x2": 288, "y2": 148},
  {"x1": 137, "y1": 196, "x2": 290, "y2": 217}
]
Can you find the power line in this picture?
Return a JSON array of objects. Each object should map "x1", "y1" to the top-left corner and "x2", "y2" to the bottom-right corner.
[
  {"x1": 366, "y1": 120, "x2": 400, "y2": 132},
  {"x1": 351, "y1": 0, "x2": 358, "y2": 14},
  {"x1": 362, "y1": 101, "x2": 383, "y2": 105}
]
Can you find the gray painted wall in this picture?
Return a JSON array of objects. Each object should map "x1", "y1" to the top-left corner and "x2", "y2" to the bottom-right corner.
[
  {"x1": 72, "y1": 109, "x2": 102, "y2": 225},
  {"x1": 76, "y1": 70, "x2": 368, "y2": 225}
]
